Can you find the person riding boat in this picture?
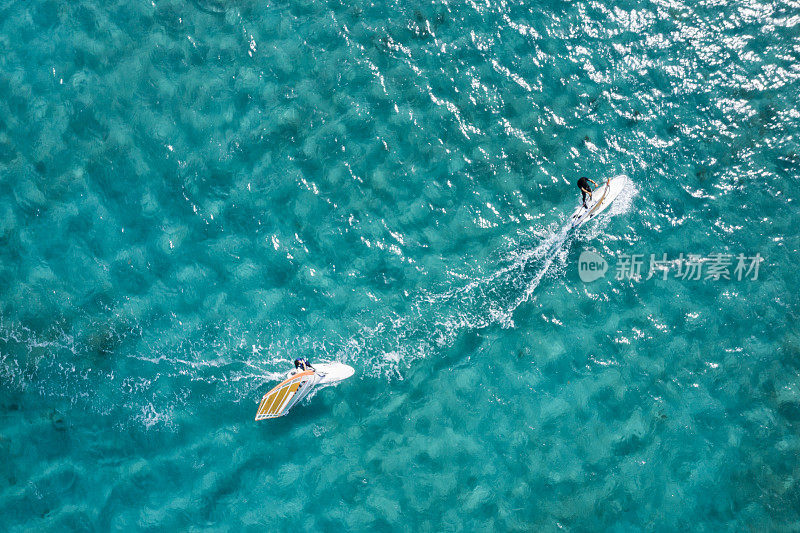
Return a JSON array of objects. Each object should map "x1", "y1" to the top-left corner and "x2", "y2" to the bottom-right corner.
[
  {"x1": 293, "y1": 357, "x2": 314, "y2": 372},
  {"x1": 577, "y1": 176, "x2": 597, "y2": 208}
]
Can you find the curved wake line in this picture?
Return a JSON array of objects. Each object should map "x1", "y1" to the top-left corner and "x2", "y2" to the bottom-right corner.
[
  {"x1": 354, "y1": 179, "x2": 637, "y2": 378},
  {"x1": 0, "y1": 182, "x2": 635, "y2": 428},
  {"x1": 348, "y1": 220, "x2": 575, "y2": 377}
]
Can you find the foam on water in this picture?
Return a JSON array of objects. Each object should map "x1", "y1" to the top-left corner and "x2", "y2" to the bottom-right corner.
[
  {"x1": 1, "y1": 0, "x2": 799, "y2": 529},
  {"x1": 350, "y1": 179, "x2": 636, "y2": 378}
]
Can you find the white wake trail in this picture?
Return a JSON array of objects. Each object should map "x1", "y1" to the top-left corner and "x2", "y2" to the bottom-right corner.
[{"x1": 344, "y1": 178, "x2": 637, "y2": 377}]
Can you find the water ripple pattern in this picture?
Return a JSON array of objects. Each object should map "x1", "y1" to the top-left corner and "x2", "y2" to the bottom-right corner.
[{"x1": 0, "y1": 0, "x2": 798, "y2": 529}]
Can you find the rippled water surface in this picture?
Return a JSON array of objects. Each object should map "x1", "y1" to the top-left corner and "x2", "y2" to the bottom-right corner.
[{"x1": 1, "y1": 0, "x2": 799, "y2": 529}]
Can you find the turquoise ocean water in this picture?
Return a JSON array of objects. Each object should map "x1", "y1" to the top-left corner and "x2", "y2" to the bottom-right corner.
[{"x1": 2, "y1": 0, "x2": 799, "y2": 529}]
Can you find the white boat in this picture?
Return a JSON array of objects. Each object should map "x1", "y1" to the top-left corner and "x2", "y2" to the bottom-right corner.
[
  {"x1": 255, "y1": 362, "x2": 354, "y2": 420},
  {"x1": 570, "y1": 175, "x2": 628, "y2": 229}
]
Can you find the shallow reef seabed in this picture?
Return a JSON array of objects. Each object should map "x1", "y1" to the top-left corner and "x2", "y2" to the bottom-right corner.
[{"x1": 1, "y1": 0, "x2": 799, "y2": 530}]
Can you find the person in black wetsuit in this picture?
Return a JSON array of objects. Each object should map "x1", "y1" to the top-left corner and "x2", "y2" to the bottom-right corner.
[
  {"x1": 294, "y1": 357, "x2": 314, "y2": 371},
  {"x1": 577, "y1": 176, "x2": 598, "y2": 208}
]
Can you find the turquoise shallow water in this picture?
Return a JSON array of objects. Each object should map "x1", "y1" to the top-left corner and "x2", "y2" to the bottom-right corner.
[{"x1": 2, "y1": 0, "x2": 800, "y2": 529}]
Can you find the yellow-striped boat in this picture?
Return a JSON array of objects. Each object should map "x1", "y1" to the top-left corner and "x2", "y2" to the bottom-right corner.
[{"x1": 255, "y1": 362, "x2": 354, "y2": 421}]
